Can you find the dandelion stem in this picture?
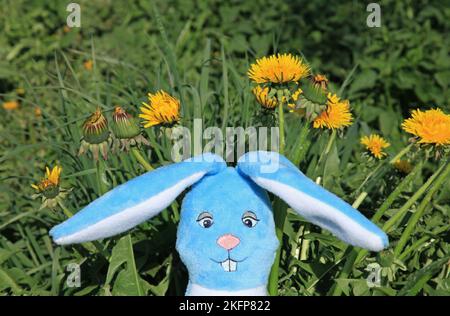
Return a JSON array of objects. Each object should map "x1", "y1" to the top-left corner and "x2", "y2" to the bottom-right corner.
[
  {"x1": 351, "y1": 161, "x2": 443, "y2": 266},
  {"x1": 329, "y1": 191, "x2": 368, "y2": 296},
  {"x1": 290, "y1": 122, "x2": 311, "y2": 165},
  {"x1": 270, "y1": 121, "x2": 310, "y2": 295},
  {"x1": 324, "y1": 129, "x2": 336, "y2": 155},
  {"x1": 371, "y1": 162, "x2": 423, "y2": 223},
  {"x1": 268, "y1": 97, "x2": 289, "y2": 295},
  {"x1": 352, "y1": 191, "x2": 367, "y2": 208},
  {"x1": 220, "y1": 41, "x2": 230, "y2": 132},
  {"x1": 131, "y1": 147, "x2": 154, "y2": 172},
  {"x1": 383, "y1": 162, "x2": 445, "y2": 232},
  {"x1": 268, "y1": 198, "x2": 287, "y2": 295},
  {"x1": 389, "y1": 143, "x2": 413, "y2": 164},
  {"x1": 355, "y1": 162, "x2": 385, "y2": 193},
  {"x1": 356, "y1": 143, "x2": 413, "y2": 193},
  {"x1": 277, "y1": 99, "x2": 285, "y2": 154},
  {"x1": 330, "y1": 159, "x2": 424, "y2": 295},
  {"x1": 314, "y1": 129, "x2": 336, "y2": 178},
  {"x1": 330, "y1": 247, "x2": 357, "y2": 295},
  {"x1": 398, "y1": 235, "x2": 431, "y2": 261},
  {"x1": 57, "y1": 201, "x2": 73, "y2": 218},
  {"x1": 96, "y1": 160, "x2": 108, "y2": 195},
  {"x1": 394, "y1": 161, "x2": 450, "y2": 257}
]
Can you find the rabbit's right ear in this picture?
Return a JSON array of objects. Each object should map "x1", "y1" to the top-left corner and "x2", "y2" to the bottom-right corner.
[{"x1": 50, "y1": 153, "x2": 225, "y2": 245}]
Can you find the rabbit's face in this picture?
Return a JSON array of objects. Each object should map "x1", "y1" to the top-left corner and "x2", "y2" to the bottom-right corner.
[{"x1": 176, "y1": 167, "x2": 279, "y2": 291}]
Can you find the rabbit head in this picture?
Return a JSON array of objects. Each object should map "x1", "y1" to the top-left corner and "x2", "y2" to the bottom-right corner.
[
  {"x1": 50, "y1": 151, "x2": 388, "y2": 296},
  {"x1": 176, "y1": 167, "x2": 279, "y2": 293}
]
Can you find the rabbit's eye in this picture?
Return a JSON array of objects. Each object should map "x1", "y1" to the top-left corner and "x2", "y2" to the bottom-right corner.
[
  {"x1": 197, "y1": 212, "x2": 213, "y2": 228},
  {"x1": 242, "y1": 211, "x2": 259, "y2": 228}
]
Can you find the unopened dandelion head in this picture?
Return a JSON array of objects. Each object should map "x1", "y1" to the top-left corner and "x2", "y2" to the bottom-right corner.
[
  {"x1": 111, "y1": 106, "x2": 149, "y2": 152},
  {"x1": 393, "y1": 160, "x2": 413, "y2": 174},
  {"x1": 312, "y1": 74, "x2": 329, "y2": 91},
  {"x1": 79, "y1": 109, "x2": 111, "y2": 160}
]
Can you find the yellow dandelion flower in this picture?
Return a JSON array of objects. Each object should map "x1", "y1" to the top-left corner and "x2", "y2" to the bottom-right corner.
[
  {"x1": 84, "y1": 60, "x2": 93, "y2": 71},
  {"x1": 252, "y1": 86, "x2": 277, "y2": 109},
  {"x1": 327, "y1": 93, "x2": 340, "y2": 104},
  {"x1": 31, "y1": 165, "x2": 71, "y2": 209},
  {"x1": 3, "y1": 101, "x2": 19, "y2": 110},
  {"x1": 401, "y1": 108, "x2": 450, "y2": 146},
  {"x1": 313, "y1": 93, "x2": 353, "y2": 129},
  {"x1": 139, "y1": 90, "x2": 181, "y2": 128},
  {"x1": 31, "y1": 165, "x2": 62, "y2": 192},
  {"x1": 248, "y1": 53, "x2": 309, "y2": 84},
  {"x1": 360, "y1": 134, "x2": 390, "y2": 159}
]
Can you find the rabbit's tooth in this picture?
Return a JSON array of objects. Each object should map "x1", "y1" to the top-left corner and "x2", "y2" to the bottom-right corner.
[
  {"x1": 229, "y1": 260, "x2": 237, "y2": 272},
  {"x1": 221, "y1": 260, "x2": 230, "y2": 272},
  {"x1": 220, "y1": 259, "x2": 237, "y2": 272}
]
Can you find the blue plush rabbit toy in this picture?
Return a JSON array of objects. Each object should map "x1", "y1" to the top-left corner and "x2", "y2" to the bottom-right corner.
[{"x1": 50, "y1": 151, "x2": 388, "y2": 296}]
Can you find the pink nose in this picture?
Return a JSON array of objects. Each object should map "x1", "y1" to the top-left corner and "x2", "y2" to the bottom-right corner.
[{"x1": 217, "y1": 234, "x2": 240, "y2": 250}]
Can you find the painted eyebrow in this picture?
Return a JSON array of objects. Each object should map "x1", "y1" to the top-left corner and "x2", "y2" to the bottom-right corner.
[
  {"x1": 242, "y1": 211, "x2": 259, "y2": 220},
  {"x1": 196, "y1": 211, "x2": 213, "y2": 221}
]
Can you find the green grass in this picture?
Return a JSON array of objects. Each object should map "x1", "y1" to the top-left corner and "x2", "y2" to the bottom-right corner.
[{"x1": 0, "y1": 0, "x2": 449, "y2": 296}]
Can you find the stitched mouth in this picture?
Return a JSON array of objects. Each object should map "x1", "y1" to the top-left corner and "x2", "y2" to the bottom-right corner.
[{"x1": 210, "y1": 255, "x2": 247, "y2": 272}]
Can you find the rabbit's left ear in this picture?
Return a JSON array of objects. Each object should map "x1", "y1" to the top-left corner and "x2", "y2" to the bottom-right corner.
[
  {"x1": 237, "y1": 151, "x2": 388, "y2": 251},
  {"x1": 50, "y1": 153, "x2": 225, "y2": 245}
]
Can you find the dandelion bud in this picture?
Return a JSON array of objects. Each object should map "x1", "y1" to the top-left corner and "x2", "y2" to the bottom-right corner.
[
  {"x1": 112, "y1": 106, "x2": 141, "y2": 139},
  {"x1": 111, "y1": 106, "x2": 149, "y2": 152},
  {"x1": 393, "y1": 160, "x2": 413, "y2": 174},
  {"x1": 376, "y1": 250, "x2": 394, "y2": 268},
  {"x1": 82, "y1": 109, "x2": 109, "y2": 144},
  {"x1": 300, "y1": 78, "x2": 327, "y2": 105},
  {"x1": 79, "y1": 109, "x2": 111, "y2": 160},
  {"x1": 312, "y1": 74, "x2": 329, "y2": 91}
]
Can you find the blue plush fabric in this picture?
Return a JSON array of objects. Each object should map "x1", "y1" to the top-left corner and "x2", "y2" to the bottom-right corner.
[
  {"x1": 49, "y1": 151, "x2": 388, "y2": 294},
  {"x1": 237, "y1": 151, "x2": 389, "y2": 249},
  {"x1": 50, "y1": 153, "x2": 226, "y2": 241},
  {"x1": 176, "y1": 167, "x2": 279, "y2": 291}
]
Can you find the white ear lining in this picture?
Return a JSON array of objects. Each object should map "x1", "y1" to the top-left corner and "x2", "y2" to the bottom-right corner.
[
  {"x1": 252, "y1": 177, "x2": 386, "y2": 251},
  {"x1": 54, "y1": 172, "x2": 205, "y2": 245}
]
